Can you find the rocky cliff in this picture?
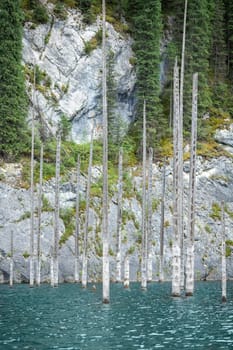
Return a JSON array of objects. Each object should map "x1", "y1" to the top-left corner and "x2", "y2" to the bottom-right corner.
[
  {"x1": 1, "y1": 149, "x2": 233, "y2": 283},
  {"x1": 23, "y1": 7, "x2": 136, "y2": 142}
]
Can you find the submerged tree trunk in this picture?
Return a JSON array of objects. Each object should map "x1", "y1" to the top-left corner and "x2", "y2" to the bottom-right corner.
[
  {"x1": 221, "y1": 201, "x2": 227, "y2": 302},
  {"x1": 124, "y1": 254, "x2": 130, "y2": 289},
  {"x1": 179, "y1": 0, "x2": 188, "y2": 291},
  {"x1": 9, "y1": 230, "x2": 13, "y2": 287},
  {"x1": 102, "y1": 0, "x2": 110, "y2": 304},
  {"x1": 172, "y1": 59, "x2": 181, "y2": 297},
  {"x1": 30, "y1": 67, "x2": 36, "y2": 288},
  {"x1": 141, "y1": 100, "x2": 147, "y2": 290},
  {"x1": 147, "y1": 147, "x2": 153, "y2": 282},
  {"x1": 75, "y1": 155, "x2": 81, "y2": 283},
  {"x1": 185, "y1": 73, "x2": 198, "y2": 296},
  {"x1": 159, "y1": 161, "x2": 166, "y2": 282},
  {"x1": 116, "y1": 147, "x2": 123, "y2": 283},
  {"x1": 82, "y1": 128, "x2": 94, "y2": 288},
  {"x1": 52, "y1": 133, "x2": 61, "y2": 287},
  {"x1": 36, "y1": 144, "x2": 43, "y2": 286}
]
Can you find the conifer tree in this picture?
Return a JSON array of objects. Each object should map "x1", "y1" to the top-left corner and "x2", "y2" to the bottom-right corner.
[
  {"x1": 129, "y1": 0, "x2": 163, "y2": 148},
  {"x1": 0, "y1": 0, "x2": 28, "y2": 159},
  {"x1": 225, "y1": 0, "x2": 233, "y2": 80},
  {"x1": 183, "y1": 0, "x2": 213, "y2": 123}
]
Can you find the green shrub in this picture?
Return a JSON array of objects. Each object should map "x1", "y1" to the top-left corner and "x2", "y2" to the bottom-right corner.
[
  {"x1": 42, "y1": 195, "x2": 53, "y2": 212},
  {"x1": 54, "y1": 2, "x2": 67, "y2": 20},
  {"x1": 84, "y1": 29, "x2": 102, "y2": 55},
  {"x1": 33, "y1": 4, "x2": 49, "y2": 24},
  {"x1": 23, "y1": 251, "x2": 30, "y2": 259},
  {"x1": 59, "y1": 207, "x2": 76, "y2": 245},
  {"x1": 209, "y1": 202, "x2": 221, "y2": 221}
]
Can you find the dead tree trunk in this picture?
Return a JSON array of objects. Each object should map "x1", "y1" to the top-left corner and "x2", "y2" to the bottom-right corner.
[
  {"x1": 172, "y1": 59, "x2": 181, "y2": 297},
  {"x1": 102, "y1": 0, "x2": 110, "y2": 304},
  {"x1": 159, "y1": 161, "x2": 166, "y2": 282},
  {"x1": 82, "y1": 128, "x2": 94, "y2": 288},
  {"x1": 9, "y1": 230, "x2": 13, "y2": 287},
  {"x1": 30, "y1": 66, "x2": 36, "y2": 288},
  {"x1": 221, "y1": 201, "x2": 227, "y2": 302},
  {"x1": 141, "y1": 100, "x2": 147, "y2": 290},
  {"x1": 51, "y1": 133, "x2": 61, "y2": 287},
  {"x1": 185, "y1": 73, "x2": 198, "y2": 296},
  {"x1": 147, "y1": 147, "x2": 153, "y2": 282},
  {"x1": 116, "y1": 147, "x2": 123, "y2": 282},
  {"x1": 36, "y1": 144, "x2": 43, "y2": 286},
  {"x1": 75, "y1": 155, "x2": 81, "y2": 283},
  {"x1": 124, "y1": 254, "x2": 130, "y2": 289},
  {"x1": 179, "y1": 0, "x2": 188, "y2": 291}
]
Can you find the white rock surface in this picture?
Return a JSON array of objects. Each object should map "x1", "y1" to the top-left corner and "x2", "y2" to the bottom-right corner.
[{"x1": 23, "y1": 10, "x2": 136, "y2": 143}]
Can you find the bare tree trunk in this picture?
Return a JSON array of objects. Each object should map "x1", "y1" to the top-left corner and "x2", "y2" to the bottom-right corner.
[
  {"x1": 51, "y1": 133, "x2": 61, "y2": 287},
  {"x1": 141, "y1": 100, "x2": 147, "y2": 290},
  {"x1": 82, "y1": 128, "x2": 94, "y2": 288},
  {"x1": 159, "y1": 161, "x2": 166, "y2": 282},
  {"x1": 172, "y1": 59, "x2": 181, "y2": 297},
  {"x1": 185, "y1": 73, "x2": 198, "y2": 296},
  {"x1": 123, "y1": 254, "x2": 130, "y2": 289},
  {"x1": 147, "y1": 147, "x2": 153, "y2": 282},
  {"x1": 36, "y1": 144, "x2": 43, "y2": 286},
  {"x1": 9, "y1": 230, "x2": 13, "y2": 287},
  {"x1": 75, "y1": 155, "x2": 81, "y2": 283},
  {"x1": 221, "y1": 201, "x2": 227, "y2": 302},
  {"x1": 30, "y1": 66, "x2": 36, "y2": 288},
  {"x1": 102, "y1": 0, "x2": 110, "y2": 304},
  {"x1": 116, "y1": 147, "x2": 123, "y2": 283},
  {"x1": 179, "y1": 0, "x2": 188, "y2": 291}
]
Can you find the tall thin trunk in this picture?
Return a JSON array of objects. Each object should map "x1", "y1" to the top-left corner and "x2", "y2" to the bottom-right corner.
[
  {"x1": 179, "y1": 0, "x2": 188, "y2": 291},
  {"x1": 75, "y1": 155, "x2": 81, "y2": 283},
  {"x1": 9, "y1": 230, "x2": 13, "y2": 287},
  {"x1": 147, "y1": 147, "x2": 153, "y2": 282},
  {"x1": 82, "y1": 128, "x2": 94, "y2": 288},
  {"x1": 185, "y1": 73, "x2": 198, "y2": 296},
  {"x1": 102, "y1": 0, "x2": 110, "y2": 304},
  {"x1": 221, "y1": 201, "x2": 227, "y2": 302},
  {"x1": 141, "y1": 100, "x2": 147, "y2": 290},
  {"x1": 159, "y1": 161, "x2": 166, "y2": 282},
  {"x1": 30, "y1": 65, "x2": 36, "y2": 288},
  {"x1": 51, "y1": 133, "x2": 61, "y2": 287},
  {"x1": 172, "y1": 58, "x2": 181, "y2": 297},
  {"x1": 123, "y1": 254, "x2": 130, "y2": 289},
  {"x1": 36, "y1": 144, "x2": 43, "y2": 286},
  {"x1": 116, "y1": 147, "x2": 123, "y2": 282}
]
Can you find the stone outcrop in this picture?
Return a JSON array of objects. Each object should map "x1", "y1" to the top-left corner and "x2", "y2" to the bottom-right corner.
[{"x1": 23, "y1": 8, "x2": 136, "y2": 143}]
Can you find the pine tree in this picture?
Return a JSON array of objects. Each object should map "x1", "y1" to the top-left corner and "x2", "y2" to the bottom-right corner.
[
  {"x1": 210, "y1": 0, "x2": 227, "y2": 83},
  {"x1": 0, "y1": 0, "x2": 28, "y2": 159},
  {"x1": 183, "y1": 0, "x2": 213, "y2": 124},
  {"x1": 225, "y1": 0, "x2": 233, "y2": 80},
  {"x1": 129, "y1": 0, "x2": 163, "y2": 149}
]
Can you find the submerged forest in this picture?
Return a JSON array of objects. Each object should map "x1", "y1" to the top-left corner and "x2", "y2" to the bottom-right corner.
[{"x1": 1, "y1": 0, "x2": 233, "y2": 349}]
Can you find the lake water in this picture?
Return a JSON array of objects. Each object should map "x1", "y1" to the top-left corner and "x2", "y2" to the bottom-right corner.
[{"x1": 0, "y1": 282, "x2": 233, "y2": 349}]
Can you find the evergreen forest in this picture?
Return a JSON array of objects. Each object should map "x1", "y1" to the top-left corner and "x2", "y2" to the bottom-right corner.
[{"x1": 0, "y1": 0, "x2": 233, "y2": 161}]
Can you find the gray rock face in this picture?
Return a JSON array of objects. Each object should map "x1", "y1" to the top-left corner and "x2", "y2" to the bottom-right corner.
[
  {"x1": 23, "y1": 9, "x2": 136, "y2": 142},
  {"x1": 215, "y1": 125, "x2": 233, "y2": 153},
  {"x1": 1, "y1": 156, "x2": 233, "y2": 283}
]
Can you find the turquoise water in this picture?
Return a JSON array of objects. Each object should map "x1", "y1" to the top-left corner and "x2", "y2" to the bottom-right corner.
[{"x1": 0, "y1": 282, "x2": 233, "y2": 349}]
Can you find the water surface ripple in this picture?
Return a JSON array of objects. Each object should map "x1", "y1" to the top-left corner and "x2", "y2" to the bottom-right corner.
[{"x1": 0, "y1": 282, "x2": 233, "y2": 349}]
